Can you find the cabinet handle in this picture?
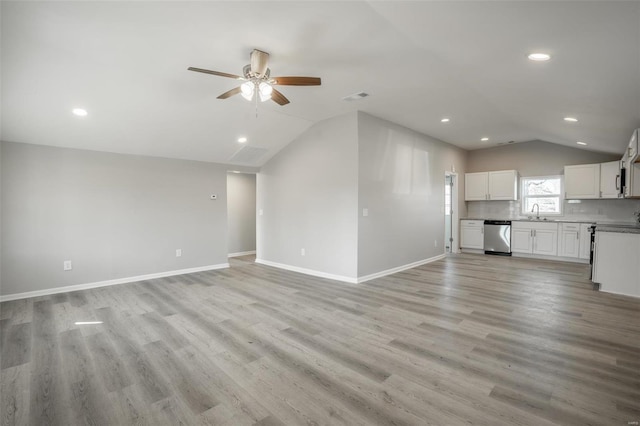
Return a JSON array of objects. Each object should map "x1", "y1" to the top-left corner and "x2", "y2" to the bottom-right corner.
[
  {"x1": 616, "y1": 174, "x2": 620, "y2": 190},
  {"x1": 530, "y1": 229, "x2": 533, "y2": 237}
]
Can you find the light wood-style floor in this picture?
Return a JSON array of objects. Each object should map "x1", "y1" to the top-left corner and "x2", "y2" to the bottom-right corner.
[{"x1": 1, "y1": 254, "x2": 639, "y2": 425}]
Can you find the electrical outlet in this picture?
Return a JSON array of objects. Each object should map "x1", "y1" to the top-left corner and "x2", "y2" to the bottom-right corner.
[
  {"x1": 176, "y1": 249, "x2": 182, "y2": 257},
  {"x1": 301, "y1": 248, "x2": 305, "y2": 256},
  {"x1": 64, "y1": 260, "x2": 72, "y2": 271}
]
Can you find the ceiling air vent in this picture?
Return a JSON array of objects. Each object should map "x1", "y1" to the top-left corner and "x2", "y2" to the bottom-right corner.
[
  {"x1": 342, "y1": 92, "x2": 369, "y2": 102},
  {"x1": 229, "y1": 145, "x2": 269, "y2": 164}
]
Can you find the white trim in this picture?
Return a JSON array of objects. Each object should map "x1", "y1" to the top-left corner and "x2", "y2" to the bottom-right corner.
[
  {"x1": 356, "y1": 254, "x2": 446, "y2": 283},
  {"x1": 255, "y1": 254, "x2": 446, "y2": 284},
  {"x1": 0, "y1": 263, "x2": 230, "y2": 302},
  {"x1": 255, "y1": 259, "x2": 358, "y2": 284},
  {"x1": 228, "y1": 250, "x2": 256, "y2": 258}
]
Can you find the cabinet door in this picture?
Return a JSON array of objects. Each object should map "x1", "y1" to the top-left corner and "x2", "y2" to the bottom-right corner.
[
  {"x1": 533, "y1": 229, "x2": 558, "y2": 256},
  {"x1": 600, "y1": 161, "x2": 621, "y2": 199},
  {"x1": 465, "y1": 173, "x2": 488, "y2": 201},
  {"x1": 511, "y1": 228, "x2": 533, "y2": 253},
  {"x1": 488, "y1": 170, "x2": 518, "y2": 200},
  {"x1": 579, "y1": 224, "x2": 592, "y2": 260},
  {"x1": 461, "y1": 224, "x2": 483, "y2": 249},
  {"x1": 564, "y1": 164, "x2": 600, "y2": 199},
  {"x1": 559, "y1": 230, "x2": 580, "y2": 258},
  {"x1": 594, "y1": 232, "x2": 640, "y2": 297}
]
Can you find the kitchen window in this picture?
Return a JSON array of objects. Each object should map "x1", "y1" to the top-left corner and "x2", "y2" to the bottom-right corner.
[{"x1": 521, "y1": 176, "x2": 563, "y2": 215}]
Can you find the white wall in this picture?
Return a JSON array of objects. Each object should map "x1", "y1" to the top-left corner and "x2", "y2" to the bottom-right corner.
[
  {"x1": 227, "y1": 172, "x2": 256, "y2": 255},
  {"x1": 1, "y1": 141, "x2": 229, "y2": 297},
  {"x1": 256, "y1": 112, "x2": 359, "y2": 280},
  {"x1": 357, "y1": 112, "x2": 467, "y2": 277}
]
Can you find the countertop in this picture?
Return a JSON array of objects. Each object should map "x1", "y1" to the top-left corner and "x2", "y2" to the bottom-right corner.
[
  {"x1": 461, "y1": 218, "x2": 640, "y2": 233},
  {"x1": 461, "y1": 217, "x2": 596, "y2": 224},
  {"x1": 594, "y1": 223, "x2": 640, "y2": 234}
]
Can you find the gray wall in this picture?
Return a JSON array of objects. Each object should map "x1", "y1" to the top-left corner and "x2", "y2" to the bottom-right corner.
[
  {"x1": 257, "y1": 112, "x2": 359, "y2": 279},
  {"x1": 1, "y1": 141, "x2": 229, "y2": 297},
  {"x1": 467, "y1": 140, "x2": 619, "y2": 176},
  {"x1": 227, "y1": 172, "x2": 256, "y2": 255},
  {"x1": 357, "y1": 112, "x2": 468, "y2": 277}
]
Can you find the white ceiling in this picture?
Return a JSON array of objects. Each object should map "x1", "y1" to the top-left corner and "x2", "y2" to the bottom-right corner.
[{"x1": 2, "y1": 1, "x2": 639, "y2": 167}]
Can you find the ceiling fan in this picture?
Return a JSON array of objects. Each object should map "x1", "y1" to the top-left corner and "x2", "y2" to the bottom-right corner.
[{"x1": 188, "y1": 49, "x2": 321, "y2": 106}]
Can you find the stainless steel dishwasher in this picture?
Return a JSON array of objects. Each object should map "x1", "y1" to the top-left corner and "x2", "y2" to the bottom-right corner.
[{"x1": 483, "y1": 220, "x2": 512, "y2": 256}]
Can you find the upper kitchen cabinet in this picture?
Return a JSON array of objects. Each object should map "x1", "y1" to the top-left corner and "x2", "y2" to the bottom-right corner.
[
  {"x1": 564, "y1": 164, "x2": 600, "y2": 199},
  {"x1": 600, "y1": 160, "x2": 623, "y2": 199},
  {"x1": 465, "y1": 170, "x2": 518, "y2": 201},
  {"x1": 623, "y1": 129, "x2": 640, "y2": 198},
  {"x1": 465, "y1": 172, "x2": 489, "y2": 201}
]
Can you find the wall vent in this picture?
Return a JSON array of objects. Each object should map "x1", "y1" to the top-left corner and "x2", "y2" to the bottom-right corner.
[
  {"x1": 228, "y1": 145, "x2": 268, "y2": 164},
  {"x1": 342, "y1": 92, "x2": 370, "y2": 102}
]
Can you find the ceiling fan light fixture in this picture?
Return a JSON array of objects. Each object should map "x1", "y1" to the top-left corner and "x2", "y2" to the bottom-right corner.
[
  {"x1": 240, "y1": 82, "x2": 254, "y2": 101},
  {"x1": 258, "y1": 82, "x2": 273, "y2": 102}
]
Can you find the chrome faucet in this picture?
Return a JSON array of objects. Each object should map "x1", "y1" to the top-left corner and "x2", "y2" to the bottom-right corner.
[{"x1": 532, "y1": 203, "x2": 540, "y2": 220}]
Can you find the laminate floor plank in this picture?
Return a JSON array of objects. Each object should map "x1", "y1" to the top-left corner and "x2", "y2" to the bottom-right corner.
[{"x1": 1, "y1": 253, "x2": 638, "y2": 425}]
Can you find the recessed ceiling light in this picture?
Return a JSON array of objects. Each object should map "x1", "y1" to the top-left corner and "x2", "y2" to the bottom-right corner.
[
  {"x1": 237, "y1": 137, "x2": 247, "y2": 143},
  {"x1": 528, "y1": 53, "x2": 551, "y2": 61},
  {"x1": 441, "y1": 118, "x2": 450, "y2": 123},
  {"x1": 74, "y1": 321, "x2": 103, "y2": 325},
  {"x1": 576, "y1": 141, "x2": 587, "y2": 146},
  {"x1": 564, "y1": 117, "x2": 578, "y2": 122},
  {"x1": 72, "y1": 108, "x2": 88, "y2": 117},
  {"x1": 481, "y1": 137, "x2": 489, "y2": 142}
]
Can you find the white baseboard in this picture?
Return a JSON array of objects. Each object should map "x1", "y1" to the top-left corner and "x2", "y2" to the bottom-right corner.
[
  {"x1": 255, "y1": 258, "x2": 358, "y2": 284},
  {"x1": 255, "y1": 254, "x2": 446, "y2": 284},
  {"x1": 228, "y1": 250, "x2": 256, "y2": 258},
  {"x1": 0, "y1": 263, "x2": 230, "y2": 302},
  {"x1": 356, "y1": 254, "x2": 446, "y2": 283}
]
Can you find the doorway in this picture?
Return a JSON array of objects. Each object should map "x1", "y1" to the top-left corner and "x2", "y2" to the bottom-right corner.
[{"x1": 444, "y1": 172, "x2": 459, "y2": 254}]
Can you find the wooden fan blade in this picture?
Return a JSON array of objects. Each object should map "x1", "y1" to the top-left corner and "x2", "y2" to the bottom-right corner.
[
  {"x1": 217, "y1": 87, "x2": 242, "y2": 100},
  {"x1": 270, "y1": 88, "x2": 290, "y2": 105},
  {"x1": 271, "y1": 76, "x2": 321, "y2": 86},
  {"x1": 250, "y1": 49, "x2": 269, "y2": 78},
  {"x1": 188, "y1": 67, "x2": 243, "y2": 80}
]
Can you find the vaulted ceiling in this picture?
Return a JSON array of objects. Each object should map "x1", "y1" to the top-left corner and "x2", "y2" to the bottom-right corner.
[{"x1": 2, "y1": 1, "x2": 639, "y2": 166}]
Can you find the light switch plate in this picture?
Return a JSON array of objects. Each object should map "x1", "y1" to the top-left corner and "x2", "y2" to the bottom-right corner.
[{"x1": 363, "y1": 208, "x2": 369, "y2": 217}]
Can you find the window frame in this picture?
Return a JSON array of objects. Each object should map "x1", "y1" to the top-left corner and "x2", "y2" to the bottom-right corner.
[{"x1": 520, "y1": 175, "x2": 564, "y2": 216}]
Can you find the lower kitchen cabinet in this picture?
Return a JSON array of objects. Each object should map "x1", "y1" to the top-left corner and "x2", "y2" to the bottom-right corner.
[
  {"x1": 593, "y1": 231, "x2": 640, "y2": 297},
  {"x1": 511, "y1": 221, "x2": 558, "y2": 256},
  {"x1": 460, "y1": 220, "x2": 483, "y2": 250},
  {"x1": 578, "y1": 223, "x2": 592, "y2": 260},
  {"x1": 558, "y1": 223, "x2": 580, "y2": 258}
]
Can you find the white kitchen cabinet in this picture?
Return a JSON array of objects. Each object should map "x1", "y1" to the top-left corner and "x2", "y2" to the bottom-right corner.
[
  {"x1": 511, "y1": 227, "x2": 533, "y2": 253},
  {"x1": 600, "y1": 160, "x2": 622, "y2": 199},
  {"x1": 465, "y1": 170, "x2": 517, "y2": 201},
  {"x1": 558, "y1": 223, "x2": 580, "y2": 258},
  {"x1": 564, "y1": 164, "x2": 600, "y2": 199},
  {"x1": 593, "y1": 231, "x2": 640, "y2": 297},
  {"x1": 488, "y1": 170, "x2": 518, "y2": 200},
  {"x1": 511, "y1": 221, "x2": 558, "y2": 256},
  {"x1": 579, "y1": 223, "x2": 593, "y2": 260},
  {"x1": 465, "y1": 173, "x2": 489, "y2": 201},
  {"x1": 460, "y1": 220, "x2": 484, "y2": 249},
  {"x1": 623, "y1": 131, "x2": 640, "y2": 199}
]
